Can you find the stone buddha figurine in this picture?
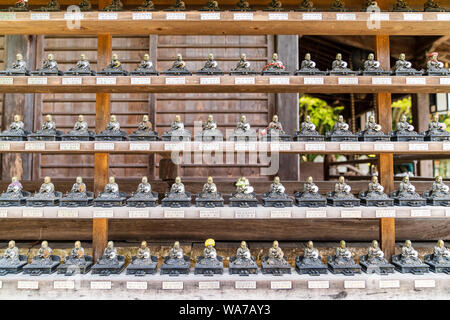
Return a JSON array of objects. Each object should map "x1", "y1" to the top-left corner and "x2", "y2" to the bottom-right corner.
[
  {"x1": 61, "y1": 176, "x2": 94, "y2": 207},
  {"x1": 366, "y1": 240, "x2": 387, "y2": 264},
  {"x1": 365, "y1": 115, "x2": 382, "y2": 134},
  {"x1": 334, "y1": 176, "x2": 352, "y2": 197},
  {"x1": 265, "y1": 0, "x2": 284, "y2": 11},
  {"x1": 399, "y1": 176, "x2": 417, "y2": 195},
  {"x1": 171, "y1": 176, "x2": 185, "y2": 194},
  {"x1": 358, "y1": 115, "x2": 388, "y2": 141},
  {"x1": 57, "y1": 240, "x2": 92, "y2": 275},
  {"x1": 129, "y1": 115, "x2": 158, "y2": 141},
  {"x1": 3, "y1": 0, "x2": 29, "y2": 11},
  {"x1": 262, "y1": 53, "x2": 288, "y2": 75},
  {"x1": 330, "y1": 0, "x2": 348, "y2": 11},
  {"x1": 231, "y1": 53, "x2": 257, "y2": 75},
  {"x1": 105, "y1": 176, "x2": 119, "y2": 195},
  {"x1": 96, "y1": 115, "x2": 127, "y2": 140},
  {"x1": 98, "y1": 241, "x2": 119, "y2": 265},
  {"x1": 397, "y1": 114, "x2": 414, "y2": 132},
  {"x1": 131, "y1": 53, "x2": 159, "y2": 75},
  {"x1": 23, "y1": 240, "x2": 61, "y2": 275},
  {"x1": 166, "y1": 0, "x2": 186, "y2": 11},
  {"x1": 40, "y1": 176, "x2": 55, "y2": 196},
  {"x1": 304, "y1": 176, "x2": 320, "y2": 195},
  {"x1": 294, "y1": 115, "x2": 324, "y2": 141},
  {"x1": 295, "y1": 53, "x2": 324, "y2": 75},
  {"x1": 334, "y1": 115, "x2": 350, "y2": 133},
  {"x1": 424, "y1": 0, "x2": 445, "y2": 12},
  {"x1": 327, "y1": 176, "x2": 360, "y2": 206},
  {"x1": 330, "y1": 53, "x2": 355, "y2": 75},
  {"x1": 40, "y1": 115, "x2": 57, "y2": 134},
  {"x1": 28, "y1": 114, "x2": 63, "y2": 141},
  {"x1": 127, "y1": 176, "x2": 158, "y2": 206},
  {"x1": 160, "y1": 240, "x2": 190, "y2": 275},
  {"x1": 201, "y1": 176, "x2": 218, "y2": 196},
  {"x1": 98, "y1": 54, "x2": 128, "y2": 75},
  {"x1": 126, "y1": 240, "x2": 158, "y2": 274},
  {"x1": 32, "y1": 53, "x2": 62, "y2": 75},
  {"x1": 2, "y1": 240, "x2": 20, "y2": 264},
  {"x1": 236, "y1": 177, "x2": 253, "y2": 195},
  {"x1": 427, "y1": 113, "x2": 447, "y2": 135},
  {"x1": 392, "y1": 0, "x2": 413, "y2": 11},
  {"x1": 196, "y1": 176, "x2": 224, "y2": 207},
  {"x1": 102, "y1": 0, "x2": 124, "y2": 11},
  {"x1": 203, "y1": 114, "x2": 218, "y2": 132},
  {"x1": 262, "y1": 176, "x2": 292, "y2": 207},
  {"x1": 166, "y1": 241, "x2": 185, "y2": 264},
  {"x1": 9, "y1": 115, "x2": 25, "y2": 134},
  {"x1": 72, "y1": 115, "x2": 88, "y2": 133},
  {"x1": 66, "y1": 54, "x2": 93, "y2": 75},
  {"x1": 430, "y1": 240, "x2": 450, "y2": 263},
  {"x1": 303, "y1": 241, "x2": 320, "y2": 263},
  {"x1": 197, "y1": 238, "x2": 221, "y2": 266},
  {"x1": 0, "y1": 114, "x2": 28, "y2": 141},
  {"x1": 390, "y1": 176, "x2": 425, "y2": 206},
  {"x1": 162, "y1": 115, "x2": 191, "y2": 141},
  {"x1": 359, "y1": 175, "x2": 393, "y2": 206},
  {"x1": 64, "y1": 114, "x2": 95, "y2": 140},
  {"x1": 261, "y1": 115, "x2": 289, "y2": 141},
  {"x1": 26, "y1": 176, "x2": 62, "y2": 206},
  {"x1": 1, "y1": 53, "x2": 29, "y2": 75},
  {"x1": 78, "y1": 0, "x2": 92, "y2": 11},
  {"x1": 327, "y1": 115, "x2": 357, "y2": 141},
  {"x1": 359, "y1": 240, "x2": 395, "y2": 274},
  {"x1": 236, "y1": 115, "x2": 251, "y2": 133},
  {"x1": 424, "y1": 176, "x2": 450, "y2": 206},
  {"x1": 5, "y1": 177, "x2": 23, "y2": 195},
  {"x1": 198, "y1": 53, "x2": 223, "y2": 75},
  {"x1": 230, "y1": 176, "x2": 258, "y2": 207},
  {"x1": 134, "y1": 0, "x2": 155, "y2": 11},
  {"x1": 35, "y1": 0, "x2": 60, "y2": 11},
  {"x1": 230, "y1": 115, "x2": 257, "y2": 141},
  {"x1": 362, "y1": 53, "x2": 389, "y2": 75},
  {"x1": 267, "y1": 241, "x2": 285, "y2": 265},
  {"x1": 229, "y1": 240, "x2": 258, "y2": 274},
  {"x1": 65, "y1": 241, "x2": 86, "y2": 265},
  {"x1": 132, "y1": 241, "x2": 151, "y2": 265},
  {"x1": 201, "y1": 0, "x2": 221, "y2": 11},
  {"x1": 295, "y1": 240, "x2": 328, "y2": 274},
  {"x1": 71, "y1": 176, "x2": 87, "y2": 194},
  {"x1": 427, "y1": 52, "x2": 449, "y2": 75},
  {"x1": 162, "y1": 176, "x2": 192, "y2": 207},
  {"x1": 333, "y1": 241, "x2": 354, "y2": 265},
  {"x1": 0, "y1": 176, "x2": 28, "y2": 205},
  {"x1": 94, "y1": 176, "x2": 126, "y2": 206},
  {"x1": 137, "y1": 176, "x2": 152, "y2": 194},
  {"x1": 296, "y1": 0, "x2": 315, "y2": 11},
  {"x1": 33, "y1": 241, "x2": 53, "y2": 265},
  {"x1": 164, "y1": 54, "x2": 191, "y2": 75},
  {"x1": 233, "y1": 0, "x2": 252, "y2": 10},
  {"x1": 234, "y1": 241, "x2": 252, "y2": 265},
  {"x1": 400, "y1": 240, "x2": 421, "y2": 264},
  {"x1": 394, "y1": 53, "x2": 423, "y2": 75},
  {"x1": 431, "y1": 176, "x2": 449, "y2": 196},
  {"x1": 368, "y1": 176, "x2": 385, "y2": 195}
]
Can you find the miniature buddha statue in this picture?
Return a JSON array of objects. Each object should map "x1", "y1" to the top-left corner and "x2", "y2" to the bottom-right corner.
[
  {"x1": 398, "y1": 176, "x2": 417, "y2": 195},
  {"x1": 330, "y1": 0, "x2": 347, "y2": 11},
  {"x1": 366, "y1": 240, "x2": 388, "y2": 264},
  {"x1": 167, "y1": 0, "x2": 186, "y2": 11},
  {"x1": 78, "y1": 0, "x2": 92, "y2": 11},
  {"x1": 8, "y1": 0, "x2": 29, "y2": 11},
  {"x1": 297, "y1": 0, "x2": 315, "y2": 11},
  {"x1": 105, "y1": 115, "x2": 121, "y2": 133},
  {"x1": 424, "y1": 0, "x2": 445, "y2": 12},
  {"x1": 171, "y1": 115, "x2": 184, "y2": 131},
  {"x1": 171, "y1": 176, "x2": 186, "y2": 194},
  {"x1": 71, "y1": 115, "x2": 89, "y2": 134},
  {"x1": 300, "y1": 53, "x2": 317, "y2": 70},
  {"x1": 138, "y1": 54, "x2": 154, "y2": 70},
  {"x1": 166, "y1": 241, "x2": 185, "y2": 264},
  {"x1": 432, "y1": 240, "x2": 450, "y2": 263},
  {"x1": 266, "y1": 0, "x2": 283, "y2": 11},
  {"x1": 234, "y1": 0, "x2": 251, "y2": 10},
  {"x1": 199, "y1": 53, "x2": 221, "y2": 72},
  {"x1": 5, "y1": 177, "x2": 23, "y2": 195},
  {"x1": 33, "y1": 241, "x2": 53, "y2": 264},
  {"x1": 367, "y1": 176, "x2": 384, "y2": 195},
  {"x1": 232, "y1": 53, "x2": 253, "y2": 73},
  {"x1": 68, "y1": 176, "x2": 85, "y2": 194},
  {"x1": 8, "y1": 53, "x2": 28, "y2": 74},
  {"x1": 198, "y1": 238, "x2": 220, "y2": 265},
  {"x1": 300, "y1": 115, "x2": 318, "y2": 134},
  {"x1": 266, "y1": 240, "x2": 284, "y2": 265},
  {"x1": 65, "y1": 241, "x2": 86, "y2": 264},
  {"x1": 132, "y1": 241, "x2": 151, "y2": 264},
  {"x1": 333, "y1": 115, "x2": 351, "y2": 134},
  {"x1": 108, "y1": 54, "x2": 122, "y2": 71},
  {"x1": 102, "y1": 0, "x2": 123, "y2": 11},
  {"x1": 202, "y1": 0, "x2": 220, "y2": 10},
  {"x1": 334, "y1": 176, "x2": 352, "y2": 196},
  {"x1": 236, "y1": 177, "x2": 254, "y2": 194},
  {"x1": 136, "y1": 0, "x2": 155, "y2": 10},
  {"x1": 104, "y1": 176, "x2": 119, "y2": 194},
  {"x1": 428, "y1": 113, "x2": 446, "y2": 133},
  {"x1": 332, "y1": 53, "x2": 349, "y2": 71},
  {"x1": 304, "y1": 176, "x2": 320, "y2": 194},
  {"x1": 136, "y1": 176, "x2": 152, "y2": 194},
  {"x1": 264, "y1": 115, "x2": 285, "y2": 136},
  {"x1": 268, "y1": 176, "x2": 286, "y2": 196},
  {"x1": 427, "y1": 52, "x2": 448, "y2": 73},
  {"x1": 36, "y1": 0, "x2": 60, "y2": 11},
  {"x1": 234, "y1": 241, "x2": 252, "y2": 264},
  {"x1": 363, "y1": 53, "x2": 384, "y2": 72},
  {"x1": 363, "y1": 0, "x2": 378, "y2": 11},
  {"x1": 396, "y1": 114, "x2": 414, "y2": 133},
  {"x1": 98, "y1": 241, "x2": 118, "y2": 264},
  {"x1": 39, "y1": 114, "x2": 57, "y2": 134},
  {"x1": 202, "y1": 115, "x2": 218, "y2": 132},
  {"x1": 36, "y1": 53, "x2": 59, "y2": 73},
  {"x1": 7, "y1": 115, "x2": 25, "y2": 135},
  {"x1": 168, "y1": 54, "x2": 189, "y2": 72},
  {"x1": 431, "y1": 176, "x2": 450, "y2": 196},
  {"x1": 393, "y1": 0, "x2": 412, "y2": 11},
  {"x1": 39, "y1": 176, "x2": 55, "y2": 196},
  {"x1": 162, "y1": 115, "x2": 190, "y2": 141},
  {"x1": 136, "y1": 115, "x2": 152, "y2": 133},
  {"x1": 303, "y1": 241, "x2": 320, "y2": 262},
  {"x1": 334, "y1": 240, "x2": 353, "y2": 265},
  {"x1": 68, "y1": 54, "x2": 91, "y2": 73},
  {"x1": 263, "y1": 53, "x2": 286, "y2": 72},
  {"x1": 236, "y1": 115, "x2": 251, "y2": 132},
  {"x1": 3, "y1": 240, "x2": 20, "y2": 263},
  {"x1": 394, "y1": 53, "x2": 417, "y2": 72},
  {"x1": 364, "y1": 115, "x2": 382, "y2": 134},
  {"x1": 202, "y1": 176, "x2": 218, "y2": 195},
  {"x1": 399, "y1": 240, "x2": 422, "y2": 264}
]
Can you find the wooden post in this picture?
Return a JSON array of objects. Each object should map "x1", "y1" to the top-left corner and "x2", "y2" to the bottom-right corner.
[
  {"x1": 93, "y1": 1, "x2": 111, "y2": 262},
  {"x1": 376, "y1": 34, "x2": 395, "y2": 261}
]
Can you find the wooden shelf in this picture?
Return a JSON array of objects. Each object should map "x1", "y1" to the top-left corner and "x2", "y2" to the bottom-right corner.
[
  {"x1": 0, "y1": 272, "x2": 448, "y2": 300},
  {"x1": 0, "y1": 141, "x2": 448, "y2": 155},
  {"x1": 1, "y1": 76, "x2": 450, "y2": 93},
  {"x1": 0, "y1": 11, "x2": 448, "y2": 35},
  {"x1": 3, "y1": 205, "x2": 449, "y2": 219}
]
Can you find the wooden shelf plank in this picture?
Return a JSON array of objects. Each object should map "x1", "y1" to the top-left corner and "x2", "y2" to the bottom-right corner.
[
  {"x1": 2, "y1": 205, "x2": 449, "y2": 219},
  {"x1": 0, "y1": 76, "x2": 449, "y2": 93},
  {"x1": 0, "y1": 11, "x2": 449, "y2": 35},
  {"x1": 0, "y1": 141, "x2": 447, "y2": 155}
]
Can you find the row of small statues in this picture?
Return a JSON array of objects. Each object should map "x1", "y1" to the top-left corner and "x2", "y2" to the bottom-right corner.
[
  {"x1": 0, "y1": 239, "x2": 448, "y2": 276},
  {"x1": 2, "y1": 0, "x2": 447, "y2": 13},
  {"x1": 2, "y1": 112, "x2": 448, "y2": 143},
  {"x1": 2, "y1": 51, "x2": 449, "y2": 77},
  {"x1": 1, "y1": 174, "x2": 448, "y2": 208}
]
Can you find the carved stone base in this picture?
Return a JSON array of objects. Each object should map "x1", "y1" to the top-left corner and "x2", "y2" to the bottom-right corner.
[
  {"x1": 358, "y1": 132, "x2": 390, "y2": 142},
  {"x1": 128, "y1": 133, "x2": 159, "y2": 141},
  {"x1": 64, "y1": 70, "x2": 96, "y2": 76},
  {"x1": 425, "y1": 133, "x2": 450, "y2": 141},
  {"x1": 261, "y1": 195, "x2": 293, "y2": 208},
  {"x1": 196, "y1": 70, "x2": 224, "y2": 76},
  {"x1": 130, "y1": 69, "x2": 159, "y2": 76},
  {"x1": 26, "y1": 192, "x2": 62, "y2": 207},
  {"x1": 23, "y1": 256, "x2": 61, "y2": 276},
  {"x1": 195, "y1": 198, "x2": 224, "y2": 208},
  {"x1": 390, "y1": 132, "x2": 425, "y2": 142},
  {"x1": 95, "y1": 133, "x2": 127, "y2": 141},
  {"x1": 261, "y1": 70, "x2": 290, "y2": 76},
  {"x1": 425, "y1": 197, "x2": 450, "y2": 206},
  {"x1": 161, "y1": 131, "x2": 191, "y2": 142},
  {"x1": 359, "y1": 256, "x2": 395, "y2": 275},
  {"x1": 0, "y1": 256, "x2": 28, "y2": 276},
  {"x1": 162, "y1": 70, "x2": 192, "y2": 76},
  {"x1": 326, "y1": 133, "x2": 358, "y2": 142},
  {"x1": 160, "y1": 256, "x2": 190, "y2": 276},
  {"x1": 28, "y1": 132, "x2": 63, "y2": 141},
  {"x1": 395, "y1": 70, "x2": 424, "y2": 76},
  {"x1": 127, "y1": 193, "x2": 158, "y2": 208},
  {"x1": 57, "y1": 257, "x2": 93, "y2": 276},
  {"x1": 195, "y1": 130, "x2": 223, "y2": 142},
  {"x1": 328, "y1": 70, "x2": 358, "y2": 76},
  {"x1": 229, "y1": 258, "x2": 258, "y2": 276},
  {"x1": 30, "y1": 70, "x2": 63, "y2": 76},
  {"x1": 427, "y1": 70, "x2": 449, "y2": 76},
  {"x1": 62, "y1": 131, "x2": 95, "y2": 141},
  {"x1": 194, "y1": 257, "x2": 224, "y2": 276},
  {"x1": 230, "y1": 70, "x2": 259, "y2": 75},
  {"x1": 393, "y1": 197, "x2": 426, "y2": 207},
  {"x1": 0, "y1": 70, "x2": 29, "y2": 76},
  {"x1": 392, "y1": 256, "x2": 430, "y2": 274},
  {"x1": 295, "y1": 257, "x2": 327, "y2": 276},
  {"x1": 91, "y1": 257, "x2": 125, "y2": 276},
  {"x1": 359, "y1": 198, "x2": 394, "y2": 207},
  {"x1": 94, "y1": 198, "x2": 127, "y2": 207},
  {"x1": 326, "y1": 197, "x2": 360, "y2": 207},
  {"x1": 362, "y1": 70, "x2": 392, "y2": 76},
  {"x1": 0, "y1": 192, "x2": 30, "y2": 207},
  {"x1": 293, "y1": 133, "x2": 324, "y2": 141},
  {"x1": 294, "y1": 70, "x2": 327, "y2": 76},
  {"x1": 260, "y1": 133, "x2": 291, "y2": 142},
  {"x1": 96, "y1": 69, "x2": 128, "y2": 76},
  {"x1": 424, "y1": 255, "x2": 450, "y2": 274},
  {"x1": 295, "y1": 196, "x2": 327, "y2": 208},
  {"x1": 261, "y1": 259, "x2": 291, "y2": 275},
  {"x1": 126, "y1": 256, "x2": 158, "y2": 276},
  {"x1": 229, "y1": 193, "x2": 258, "y2": 208},
  {"x1": 327, "y1": 262, "x2": 361, "y2": 276}
]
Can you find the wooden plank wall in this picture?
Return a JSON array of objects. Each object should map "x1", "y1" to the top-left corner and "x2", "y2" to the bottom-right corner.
[
  {"x1": 155, "y1": 35, "x2": 274, "y2": 180},
  {"x1": 0, "y1": 35, "x2": 4, "y2": 131}
]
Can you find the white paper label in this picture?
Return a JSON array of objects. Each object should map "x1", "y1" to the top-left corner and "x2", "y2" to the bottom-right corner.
[
  {"x1": 0, "y1": 281, "x2": 2, "y2": 289},
  {"x1": 199, "y1": 281, "x2": 220, "y2": 289},
  {"x1": 200, "y1": 77, "x2": 220, "y2": 85},
  {"x1": 403, "y1": 13, "x2": 423, "y2": 21},
  {"x1": 57, "y1": 209, "x2": 79, "y2": 218},
  {"x1": 338, "y1": 77, "x2": 358, "y2": 85},
  {"x1": 446, "y1": 210, "x2": 450, "y2": 217},
  {"x1": 410, "y1": 210, "x2": 431, "y2": 217},
  {"x1": 54, "y1": 281, "x2": 75, "y2": 289},
  {"x1": 201, "y1": 12, "x2": 220, "y2": 20},
  {"x1": 379, "y1": 280, "x2": 400, "y2": 289},
  {"x1": 131, "y1": 77, "x2": 151, "y2": 85},
  {"x1": 30, "y1": 13, "x2": 50, "y2": 20},
  {"x1": 269, "y1": 13, "x2": 288, "y2": 20},
  {"x1": 233, "y1": 13, "x2": 253, "y2": 20},
  {"x1": 370, "y1": 13, "x2": 389, "y2": 21},
  {"x1": 437, "y1": 13, "x2": 450, "y2": 21},
  {"x1": 271, "y1": 281, "x2": 292, "y2": 289},
  {"x1": 372, "y1": 77, "x2": 392, "y2": 85},
  {"x1": 166, "y1": 12, "x2": 186, "y2": 20},
  {"x1": 341, "y1": 210, "x2": 362, "y2": 218},
  {"x1": 62, "y1": 77, "x2": 82, "y2": 85},
  {"x1": 25, "y1": 142, "x2": 45, "y2": 151},
  {"x1": 414, "y1": 280, "x2": 435, "y2": 288},
  {"x1": 128, "y1": 210, "x2": 149, "y2": 218},
  {"x1": 305, "y1": 143, "x2": 325, "y2": 151},
  {"x1": 306, "y1": 210, "x2": 327, "y2": 218},
  {"x1": 165, "y1": 77, "x2": 185, "y2": 85},
  {"x1": 344, "y1": 280, "x2": 366, "y2": 289},
  {"x1": 199, "y1": 210, "x2": 220, "y2": 218},
  {"x1": 132, "y1": 12, "x2": 152, "y2": 20},
  {"x1": 269, "y1": 77, "x2": 289, "y2": 85},
  {"x1": 18, "y1": 281, "x2": 38, "y2": 289},
  {"x1": 439, "y1": 78, "x2": 450, "y2": 85},
  {"x1": 162, "y1": 281, "x2": 183, "y2": 290},
  {"x1": 374, "y1": 143, "x2": 394, "y2": 151},
  {"x1": 28, "y1": 78, "x2": 47, "y2": 85},
  {"x1": 64, "y1": 13, "x2": 84, "y2": 20},
  {"x1": 130, "y1": 143, "x2": 150, "y2": 151},
  {"x1": 0, "y1": 209, "x2": 7, "y2": 218},
  {"x1": 235, "y1": 210, "x2": 256, "y2": 219},
  {"x1": 270, "y1": 210, "x2": 291, "y2": 218},
  {"x1": 234, "y1": 77, "x2": 255, "y2": 85},
  {"x1": 60, "y1": 142, "x2": 80, "y2": 151},
  {"x1": 0, "y1": 13, "x2": 16, "y2": 20},
  {"x1": 270, "y1": 143, "x2": 291, "y2": 151},
  {"x1": 308, "y1": 281, "x2": 329, "y2": 289},
  {"x1": 98, "y1": 12, "x2": 118, "y2": 20},
  {"x1": 443, "y1": 143, "x2": 450, "y2": 151},
  {"x1": 0, "y1": 143, "x2": 10, "y2": 151},
  {"x1": 164, "y1": 210, "x2": 185, "y2": 218},
  {"x1": 93, "y1": 210, "x2": 114, "y2": 218},
  {"x1": 340, "y1": 143, "x2": 361, "y2": 151},
  {"x1": 90, "y1": 281, "x2": 111, "y2": 289},
  {"x1": 406, "y1": 78, "x2": 426, "y2": 85},
  {"x1": 336, "y1": 13, "x2": 356, "y2": 21},
  {"x1": 199, "y1": 143, "x2": 219, "y2": 151},
  {"x1": 302, "y1": 13, "x2": 322, "y2": 20},
  {"x1": 94, "y1": 143, "x2": 115, "y2": 151},
  {"x1": 127, "y1": 281, "x2": 148, "y2": 289},
  {"x1": 235, "y1": 281, "x2": 256, "y2": 289},
  {"x1": 235, "y1": 143, "x2": 257, "y2": 151},
  {"x1": 408, "y1": 144, "x2": 428, "y2": 151},
  {"x1": 23, "y1": 209, "x2": 43, "y2": 218},
  {"x1": 376, "y1": 209, "x2": 396, "y2": 218},
  {"x1": 304, "y1": 77, "x2": 324, "y2": 85},
  {"x1": 96, "y1": 77, "x2": 116, "y2": 85},
  {"x1": 0, "y1": 78, "x2": 13, "y2": 85},
  {"x1": 164, "y1": 143, "x2": 184, "y2": 151}
]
